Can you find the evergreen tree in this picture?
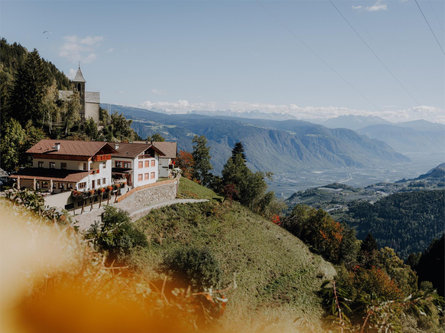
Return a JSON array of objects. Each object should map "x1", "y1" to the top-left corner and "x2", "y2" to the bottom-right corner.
[
  {"x1": 231, "y1": 141, "x2": 246, "y2": 161},
  {"x1": 414, "y1": 234, "x2": 444, "y2": 296},
  {"x1": 222, "y1": 145, "x2": 276, "y2": 213},
  {"x1": 8, "y1": 50, "x2": 49, "y2": 127},
  {"x1": 358, "y1": 233, "x2": 379, "y2": 268},
  {"x1": 0, "y1": 118, "x2": 26, "y2": 171},
  {"x1": 192, "y1": 135, "x2": 213, "y2": 186}
]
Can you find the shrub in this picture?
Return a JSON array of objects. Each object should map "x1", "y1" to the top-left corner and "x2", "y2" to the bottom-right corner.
[
  {"x1": 85, "y1": 206, "x2": 148, "y2": 264},
  {"x1": 163, "y1": 247, "x2": 221, "y2": 290}
]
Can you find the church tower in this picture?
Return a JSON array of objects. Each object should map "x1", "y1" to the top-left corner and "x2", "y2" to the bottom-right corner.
[{"x1": 72, "y1": 66, "x2": 86, "y2": 116}]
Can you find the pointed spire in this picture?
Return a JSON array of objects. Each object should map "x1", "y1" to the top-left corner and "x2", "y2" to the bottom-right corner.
[{"x1": 73, "y1": 66, "x2": 86, "y2": 82}]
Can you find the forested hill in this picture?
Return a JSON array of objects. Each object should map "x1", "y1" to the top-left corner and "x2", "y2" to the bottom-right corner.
[
  {"x1": 0, "y1": 39, "x2": 138, "y2": 172},
  {"x1": 0, "y1": 38, "x2": 70, "y2": 107},
  {"x1": 341, "y1": 190, "x2": 445, "y2": 259},
  {"x1": 105, "y1": 104, "x2": 409, "y2": 174}
]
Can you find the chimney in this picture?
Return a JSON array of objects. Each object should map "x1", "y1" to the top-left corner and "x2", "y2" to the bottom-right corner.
[
  {"x1": 114, "y1": 143, "x2": 120, "y2": 150},
  {"x1": 54, "y1": 143, "x2": 60, "y2": 151}
]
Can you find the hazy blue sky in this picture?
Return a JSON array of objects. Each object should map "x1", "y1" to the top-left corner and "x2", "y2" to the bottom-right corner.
[{"x1": 1, "y1": 0, "x2": 444, "y2": 122}]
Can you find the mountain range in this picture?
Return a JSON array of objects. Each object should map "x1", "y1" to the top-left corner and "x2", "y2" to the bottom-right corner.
[{"x1": 105, "y1": 105, "x2": 408, "y2": 176}]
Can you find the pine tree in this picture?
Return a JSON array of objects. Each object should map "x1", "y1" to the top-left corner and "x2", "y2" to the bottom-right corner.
[
  {"x1": 191, "y1": 135, "x2": 213, "y2": 186},
  {"x1": 0, "y1": 118, "x2": 26, "y2": 171},
  {"x1": 8, "y1": 50, "x2": 49, "y2": 127},
  {"x1": 232, "y1": 141, "x2": 246, "y2": 161}
]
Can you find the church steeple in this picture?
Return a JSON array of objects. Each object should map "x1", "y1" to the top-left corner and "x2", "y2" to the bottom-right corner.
[
  {"x1": 73, "y1": 66, "x2": 86, "y2": 83},
  {"x1": 72, "y1": 66, "x2": 86, "y2": 116}
]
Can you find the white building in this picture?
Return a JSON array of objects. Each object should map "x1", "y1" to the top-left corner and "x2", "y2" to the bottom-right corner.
[
  {"x1": 110, "y1": 142, "x2": 165, "y2": 188},
  {"x1": 11, "y1": 140, "x2": 116, "y2": 193}
]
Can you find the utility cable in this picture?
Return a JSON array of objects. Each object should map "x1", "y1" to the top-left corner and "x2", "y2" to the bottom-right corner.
[
  {"x1": 329, "y1": 0, "x2": 420, "y2": 105},
  {"x1": 413, "y1": 0, "x2": 445, "y2": 56},
  {"x1": 256, "y1": 0, "x2": 381, "y2": 110}
]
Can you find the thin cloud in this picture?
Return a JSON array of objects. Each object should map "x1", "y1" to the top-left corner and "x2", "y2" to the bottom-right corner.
[
  {"x1": 139, "y1": 99, "x2": 445, "y2": 124},
  {"x1": 366, "y1": 0, "x2": 387, "y2": 12},
  {"x1": 59, "y1": 35, "x2": 103, "y2": 64},
  {"x1": 352, "y1": 0, "x2": 388, "y2": 12}
]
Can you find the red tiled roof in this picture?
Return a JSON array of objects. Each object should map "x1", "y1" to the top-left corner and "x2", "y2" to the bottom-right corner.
[
  {"x1": 9, "y1": 168, "x2": 89, "y2": 183},
  {"x1": 26, "y1": 140, "x2": 116, "y2": 157}
]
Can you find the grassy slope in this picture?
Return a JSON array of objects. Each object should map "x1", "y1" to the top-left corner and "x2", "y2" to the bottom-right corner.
[
  {"x1": 132, "y1": 178, "x2": 336, "y2": 330},
  {"x1": 177, "y1": 177, "x2": 223, "y2": 200}
]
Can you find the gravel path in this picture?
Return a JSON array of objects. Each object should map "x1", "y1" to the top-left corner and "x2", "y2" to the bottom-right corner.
[{"x1": 73, "y1": 198, "x2": 208, "y2": 231}]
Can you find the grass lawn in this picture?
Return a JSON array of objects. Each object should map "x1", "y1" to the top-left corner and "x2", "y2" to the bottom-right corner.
[{"x1": 177, "y1": 177, "x2": 223, "y2": 200}]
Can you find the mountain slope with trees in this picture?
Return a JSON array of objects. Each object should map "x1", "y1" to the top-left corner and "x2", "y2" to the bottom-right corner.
[
  {"x1": 106, "y1": 104, "x2": 408, "y2": 175},
  {"x1": 340, "y1": 190, "x2": 445, "y2": 259},
  {"x1": 0, "y1": 39, "x2": 139, "y2": 172}
]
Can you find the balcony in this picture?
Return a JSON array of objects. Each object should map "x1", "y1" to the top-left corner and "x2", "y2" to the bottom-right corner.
[{"x1": 93, "y1": 154, "x2": 111, "y2": 162}]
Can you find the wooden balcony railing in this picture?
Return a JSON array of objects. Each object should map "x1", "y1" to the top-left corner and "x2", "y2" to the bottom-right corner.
[{"x1": 93, "y1": 154, "x2": 111, "y2": 162}]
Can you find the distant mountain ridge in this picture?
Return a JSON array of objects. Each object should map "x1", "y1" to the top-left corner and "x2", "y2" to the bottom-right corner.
[
  {"x1": 358, "y1": 121, "x2": 445, "y2": 154},
  {"x1": 104, "y1": 104, "x2": 408, "y2": 175}
]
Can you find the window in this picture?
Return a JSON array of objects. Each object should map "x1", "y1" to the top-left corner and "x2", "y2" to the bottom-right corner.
[
  {"x1": 145, "y1": 160, "x2": 149, "y2": 168},
  {"x1": 58, "y1": 183, "x2": 64, "y2": 189},
  {"x1": 38, "y1": 161, "x2": 44, "y2": 168},
  {"x1": 42, "y1": 181, "x2": 48, "y2": 188},
  {"x1": 138, "y1": 161, "x2": 143, "y2": 168},
  {"x1": 61, "y1": 162, "x2": 67, "y2": 169},
  {"x1": 115, "y1": 161, "x2": 122, "y2": 168},
  {"x1": 78, "y1": 182, "x2": 86, "y2": 189},
  {"x1": 83, "y1": 163, "x2": 88, "y2": 171},
  {"x1": 150, "y1": 172, "x2": 155, "y2": 179},
  {"x1": 49, "y1": 162, "x2": 55, "y2": 169},
  {"x1": 151, "y1": 160, "x2": 155, "y2": 167},
  {"x1": 102, "y1": 178, "x2": 106, "y2": 185},
  {"x1": 138, "y1": 174, "x2": 143, "y2": 181},
  {"x1": 68, "y1": 183, "x2": 73, "y2": 189},
  {"x1": 124, "y1": 162, "x2": 131, "y2": 168},
  {"x1": 97, "y1": 179, "x2": 101, "y2": 186},
  {"x1": 144, "y1": 173, "x2": 149, "y2": 180}
]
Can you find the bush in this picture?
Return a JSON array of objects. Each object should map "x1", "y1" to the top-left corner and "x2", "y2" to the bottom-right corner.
[
  {"x1": 282, "y1": 205, "x2": 358, "y2": 264},
  {"x1": 85, "y1": 206, "x2": 148, "y2": 264},
  {"x1": 163, "y1": 247, "x2": 221, "y2": 290}
]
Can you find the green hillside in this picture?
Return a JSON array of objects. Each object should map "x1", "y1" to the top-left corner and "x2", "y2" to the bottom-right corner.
[
  {"x1": 131, "y1": 180, "x2": 336, "y2": 330},
  {"x1": 341, "y1": 190, "x2": 445, "y2": 258}
]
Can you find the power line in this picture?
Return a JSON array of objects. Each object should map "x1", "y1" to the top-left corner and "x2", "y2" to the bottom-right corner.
[
  {"x1": 256, "y1": 0, "x2": 381, "y2": 110},
  {"x1": 413, "y1": 0, "x2": 445, "y2": 56},
  {"x1": 329, "y1": 0, "x2": 420, "y2": 105}
]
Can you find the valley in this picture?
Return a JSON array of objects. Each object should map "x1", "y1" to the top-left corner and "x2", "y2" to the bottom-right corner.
[{"x1": 107, "y1": 104, "x2": 444, "y2": 197}]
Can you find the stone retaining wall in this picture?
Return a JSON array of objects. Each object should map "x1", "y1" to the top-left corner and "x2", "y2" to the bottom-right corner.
[{"x1": 116, "y1": 177, "x2": 179, "y2": 210}]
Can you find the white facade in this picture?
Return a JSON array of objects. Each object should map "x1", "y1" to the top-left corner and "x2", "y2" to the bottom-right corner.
[
  {"x1": 32, "y1": 157, "x2": 112, "y2": 192},
  {"x1": 78, "y1": 159, "x2": 112, "y2": 191},
  {"x1": 85, "y1": 102, "x2": 100, "y2": 123},
  {"x1": 112, "y1": 154, "x2": 159, "y2": 188},
  {"x1": 133, "y1": 157, "x2": 158, "y2": 187}
]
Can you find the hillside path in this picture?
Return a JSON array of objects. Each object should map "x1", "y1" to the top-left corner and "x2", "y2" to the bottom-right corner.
[{"x1": 73, "y1": 198, "x2": 208, "y2": 231}]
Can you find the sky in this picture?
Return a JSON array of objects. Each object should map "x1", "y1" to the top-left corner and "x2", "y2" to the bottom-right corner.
[{"x1": 1, "y1": 0, "x2": 444, "y2": 123}]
